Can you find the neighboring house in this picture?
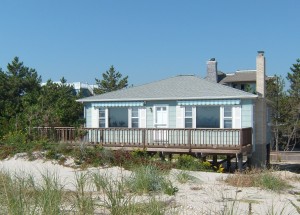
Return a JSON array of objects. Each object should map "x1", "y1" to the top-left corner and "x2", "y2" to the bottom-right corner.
[
  {"x1": 76, "y1": 51, "x2": 269, "y2": 167},
  {"x1": 41, "y1": 82, "x2": 98, "y2": 97},
  {"x1": 206, "y1": 55, "x2": 272, "y2": 93},
  {"x1": 219, "y1": 70, "x2": 258, "y2": 92}
]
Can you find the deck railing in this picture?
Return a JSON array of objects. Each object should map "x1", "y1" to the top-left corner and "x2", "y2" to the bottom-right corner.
[{"x1": 33, "y1": 127, "x2": 252, "y2": 153}]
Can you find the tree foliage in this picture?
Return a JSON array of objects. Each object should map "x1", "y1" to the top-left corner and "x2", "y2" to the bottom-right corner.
[
  {"x1": 0, "y1": 57, "x2": 83, "y2": 138},
  {"x1": 35, "y1": 80, "x2": 84, "y2": 127},
  {"x1": 287, "y1": 59, "x2": 300, "y2": 98},
  {"x1": 285, "y1": 59, "x2": 300, "y2": 150},
  {"x1": 94, "y1": 66, "x2": 128, "y2": 94},
  {"x1": 266, "y1": 76, "x2": 291, "y2": 150},
  {"x1": 267, "y1": 59, "x2": 300, "y2": 151},
  {"x1": 0, "y1": 57, "x2": 41, "y2": 135}
]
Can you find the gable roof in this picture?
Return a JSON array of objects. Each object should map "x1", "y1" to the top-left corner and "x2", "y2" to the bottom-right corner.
[
  {"x1": 219, "y1": 70, "x2": 272, "y2": 84},
  {"x1": 77, "y1": 75, "x2": 257, "y2": 102}
]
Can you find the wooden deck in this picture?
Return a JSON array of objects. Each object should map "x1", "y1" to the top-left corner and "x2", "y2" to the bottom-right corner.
[{"x1": 34, "y1": 127, "x2": 252, "y2": 155}]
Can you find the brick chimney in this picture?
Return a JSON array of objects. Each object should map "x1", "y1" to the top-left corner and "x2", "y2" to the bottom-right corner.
[
  {"x1": 256, "y1": 51, "x2": 266, "y2": 97},
  {"x1": 206, "y1": 58, "x2": 218, "y2": 83}
]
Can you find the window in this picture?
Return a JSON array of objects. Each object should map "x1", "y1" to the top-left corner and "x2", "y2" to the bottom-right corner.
[
  {"x1": 241, "y1": 84, "x2": 245, "y2": 91},
  {"x1": 196, "y1": 106, "x2": 220, "y2": 128},
  {"x1": 109, "y1": 108, "x2": 128, "y2": 127},
  {"x1": 131, "y1": 107, "x2": 139, "y2": 128},
  {"x1": 224, "y1": 106, "x2": 232, "y2": 128},
  {"x1": 185, "y1": 106, "x2": 193, "y2": 128},
  {"x1": 99, "y1": 108, "x2": 106, "y2": 128}
]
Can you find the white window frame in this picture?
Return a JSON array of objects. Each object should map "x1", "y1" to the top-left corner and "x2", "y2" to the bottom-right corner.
[
  {"x1": 184, "y1": 106, "x2": 196, "y2": 128},
  {"x1": 220, "y1": 105, "x2": 241, "y2": 129},
  {"x1": 98, "y1": 108, "x2": 109, "y2": 128},
  {"x1": 223, "y1": 106, "x2": 233, "y2": 128},
  {"x1": 184, "y1": 106, "x2": 193, "y2": 128},
  {"x1": 131, "y1": 107, "x2": 139, "y2": 128}
]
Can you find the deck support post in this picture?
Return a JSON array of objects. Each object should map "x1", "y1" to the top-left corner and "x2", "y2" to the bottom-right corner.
[
  {"x1": 213, "y1": 155, "x2": 218, "y2": 167},
  {"x1": 142, "y1": 129, "x2": 146, "y2": 149},
  {"x1": 237, "y1": 153, "x2": 243, "y2": 171},
  {"x1": 226, "y1": 155, "x2": 232, "y2": 171},
  {"x1": 247, "y1": 155, "x2": 252, "y2": 169},
  {"x1": 168, "y1": 153, "x2": 173, "y2": 162},
  {"x1": 159, "y1": 152, "x2": 165, "y2": 161}
]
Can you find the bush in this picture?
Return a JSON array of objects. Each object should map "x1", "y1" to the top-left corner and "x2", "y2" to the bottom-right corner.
[
  {"x1": 176, "y1": 155, "x2": 212, "y2": 171},
  {"x1": 0, "y1": 132, "x2": 50, "y2": 158},
  {"x1": 1, "y1": 131, "x2": 27, "y2": 145}
]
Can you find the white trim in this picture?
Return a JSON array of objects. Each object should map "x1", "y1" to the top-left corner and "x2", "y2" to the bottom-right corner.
[
  {"x1": 91, "y1": 107, "x2": 99, "y2": 128},
  {"x1": 220, "y1": 106, "x2": 224, "y2": 128},
  {"x1": 176, "y1": 105, "x2": 184, "y2": 128},
  {"x1": 139, "y1": 107, "x2": 147, "y2": 128},
  {"x1": 192, "y1": 106, "x2": 196, "y2": 128},
  {"x1": 128, "y1": 108, "x2": 132, "y2": 128},
  {"x1": 105, "y1": 108, "x2": 109, "y2": 128},
  {"x1": 232, "y1": 106, "x2": 241, "y2": 128}
]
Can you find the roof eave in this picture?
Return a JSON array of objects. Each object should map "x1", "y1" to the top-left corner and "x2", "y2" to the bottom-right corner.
[{"x1": 77, "y1": 95, "x2": 258, "y2": 103}]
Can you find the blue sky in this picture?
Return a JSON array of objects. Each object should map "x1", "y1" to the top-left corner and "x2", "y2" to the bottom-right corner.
[{"x1": 0, "y1": 1, "x2": 299, "y2": 86}]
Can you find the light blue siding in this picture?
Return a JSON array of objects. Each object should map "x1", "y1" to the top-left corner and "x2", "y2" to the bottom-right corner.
[
  {"x1": 241, "y1": 99, "x2": 253, "y2": 128},
  {"x1": 84, "y1": 99, "x2": 254, "y2": 129}
]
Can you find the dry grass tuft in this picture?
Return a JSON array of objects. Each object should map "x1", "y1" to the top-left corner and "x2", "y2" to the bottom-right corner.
[{"x1": 225, "y1": 168, "x2": 290, "y2": 192}]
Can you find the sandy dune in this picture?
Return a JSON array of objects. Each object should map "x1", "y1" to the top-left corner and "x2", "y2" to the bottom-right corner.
[{"x1": 1, "y1": 154, "x2": 300, "y2": 214}]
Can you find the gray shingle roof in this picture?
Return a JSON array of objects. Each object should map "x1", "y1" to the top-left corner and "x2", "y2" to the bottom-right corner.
[{"x1": 77, "y1": 75, "x2": 257, "y2": 102}]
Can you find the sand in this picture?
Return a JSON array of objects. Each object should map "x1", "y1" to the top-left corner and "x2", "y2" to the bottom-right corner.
[{"x1": 1, "y1": 154, "x2": 300, "y2": 214}]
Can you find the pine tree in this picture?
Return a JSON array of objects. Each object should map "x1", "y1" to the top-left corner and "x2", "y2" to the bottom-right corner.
[
  {"x1": 94, "y1": 66, "x2": 128, "y2": 94},
  {"x1": 287, "y1": 59, "x2": 300, "y2": 98},
  {"x1": 285, "y1": 59, "x2": 300, "y2": 150}
]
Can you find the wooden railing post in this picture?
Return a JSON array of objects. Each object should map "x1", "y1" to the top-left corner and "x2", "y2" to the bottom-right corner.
[
  {"x1": 142, "y1": 129, "x2": 146, "y2": 149},
  {"x1": 188, "y1": 129, "x2": 191, "y2": 152},
  {"x1": 240, "y1": 128, "x2": 243, "y2": 149}
]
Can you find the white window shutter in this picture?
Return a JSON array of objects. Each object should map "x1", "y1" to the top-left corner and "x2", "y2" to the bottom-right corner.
[
  {"x1": 139, "y1": 107, "x2": 147, "y2": 128},
  {"x1": 91, "y1": 107, "x2": 99, "y2": 128},
  {"x1": 105, "y1": 108, "x2": 109, "y2": 128},
  {"x1": 128, "y1": 108, "x2": 132, "y2": 128},
  {"x1": 176, "y1": 106, "x2": 184, "y2": 128},
  {"x1": 220, "y1": 106, "x2": 224, "y2": 128},
  {"x1": 233, "y1": 106, "x2": 241, "y2": 128},
  {"x1": 192, "y1": 106, "x2": 196, "y2": 128}
]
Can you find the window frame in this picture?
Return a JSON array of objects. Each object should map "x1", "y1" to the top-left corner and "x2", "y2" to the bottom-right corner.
[
  {"x1": 184, "y1": 106, "x2": 193, "y2": 128},
  {"x1": 99, "y1": 108, "x2": 106, "y2": 128},
  {"x1": 131, "y1": 107, "x2": 139, "y2": 128}
]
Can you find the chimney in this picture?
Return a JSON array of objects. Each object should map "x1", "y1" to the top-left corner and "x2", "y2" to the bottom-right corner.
[
  {"x1": 256, "y1": 51, "x2": 266, "y2": 97},
  {"x1": 206, "y1": 58, "x2": 218, "y2": 83}
]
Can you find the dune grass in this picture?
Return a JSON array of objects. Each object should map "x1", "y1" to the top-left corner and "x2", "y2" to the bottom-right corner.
[{"x1": 225, "y1": 168, "x2": 290, "y2": 192}]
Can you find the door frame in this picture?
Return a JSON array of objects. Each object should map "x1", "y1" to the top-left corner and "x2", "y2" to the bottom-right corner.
[{"x1": 153, "y1": 104, "x2": 169, "y2": 128}]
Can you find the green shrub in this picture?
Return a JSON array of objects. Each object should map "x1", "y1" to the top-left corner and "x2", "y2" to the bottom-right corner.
[
  {"x1": 131, "y1": 148, "x2": 148, "y2": 158},
  {"x1": 1, "y1": 131, "x2": 27, "y2": 145},
  {"x1": 176, "y1": 155, "x2": 212, "y2": 171}
]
